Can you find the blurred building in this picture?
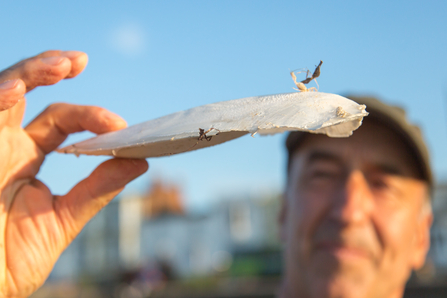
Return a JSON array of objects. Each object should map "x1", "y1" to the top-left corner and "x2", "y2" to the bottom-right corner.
[
  {"x1": 142, "y1": 179, "x2": 184, "y2": 217},
  {"x1": 47, "y1": 179, "x2": 281, "y2": 283}
]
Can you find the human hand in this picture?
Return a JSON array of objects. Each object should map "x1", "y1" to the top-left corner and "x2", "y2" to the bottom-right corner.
[{"x1": 0, "y1": 50, "x2": 148, "y2": 298}]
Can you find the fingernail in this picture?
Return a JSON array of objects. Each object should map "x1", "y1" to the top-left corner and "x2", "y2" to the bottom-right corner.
[
  {"x1": 104, "y1": 111, "x2": 123, "y2": 120},
  {"x1": 61, "y1": 51, "x2": 83, "y2": 59},
  {"x1": 0, "y1": 79, "x2": 19, "y2": 90},
  {"x1": 103, "y1": 111, "x2": 127, "y2": 124},
  {"x1": 41, "y1": 56, "x2": 65, "y2": 65}
]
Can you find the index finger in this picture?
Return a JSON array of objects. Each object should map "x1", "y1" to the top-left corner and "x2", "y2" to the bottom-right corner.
[
  {"x1": 0, "y1": 50, "x2": 88, "y2": 111},
  {"x1": 0, "y1": 50, "x2": 88, "y2": 91}
]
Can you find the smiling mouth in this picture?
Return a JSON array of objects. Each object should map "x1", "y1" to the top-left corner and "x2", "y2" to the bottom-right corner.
[{"x1": 314, "y1": 243, "x2": 371, "y2": 261}]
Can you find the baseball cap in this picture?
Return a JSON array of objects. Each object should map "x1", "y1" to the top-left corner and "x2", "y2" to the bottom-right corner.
[{"x1": 286, "y1": 95, "x2": 433, "y2": 189}]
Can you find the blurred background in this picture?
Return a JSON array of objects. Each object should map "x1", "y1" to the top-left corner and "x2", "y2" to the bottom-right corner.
[{"x1": 1, "y1": 1, "x2": 447, "y2": 297}]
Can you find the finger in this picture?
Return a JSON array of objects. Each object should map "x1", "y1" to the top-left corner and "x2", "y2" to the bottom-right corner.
[
  {"x1": 0, "y1": 79, "x2": 26, "y2": 111},
  {"x1": 1, "y1": 55, "x2": 72, "y2": 92},
  {"x1": 55, "y1": 158, "x2": 149, "y2": 239},
  {"x1": 25, "y1": 103, "x2": 127, "y2": 154},
  {"x1": 36, "y1": 50, "x2": 88, "y2": 79},
  {"x1": 0, "y1": 50, "x2": 88, "y2": 92}
]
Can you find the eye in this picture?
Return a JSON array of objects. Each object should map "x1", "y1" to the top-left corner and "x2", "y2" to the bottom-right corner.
[
  {"x1": 306, "y1": 166, "x2": 341, "y2": 184},
  {"x1": 311, "y1": 170, "x2": 337, "y2": 179},
  {"x1": 368, "y1": 173, "x2": 395, "y2": 193},
  {"x1": 370, "y1": 177, "x2": 388, "y2": 189},
  {"x1": 300, "y1": 160, "x2": 343, "y2": 189}
]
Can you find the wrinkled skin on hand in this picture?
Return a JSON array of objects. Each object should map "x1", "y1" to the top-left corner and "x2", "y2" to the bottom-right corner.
[{"x1": 0, "y1": 50, "x2": 148, "y2": 298}]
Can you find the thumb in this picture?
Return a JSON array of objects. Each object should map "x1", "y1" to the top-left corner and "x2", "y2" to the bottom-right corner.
[{"x1": 54, "y1": 158, "x2": 148, "y2": 240}]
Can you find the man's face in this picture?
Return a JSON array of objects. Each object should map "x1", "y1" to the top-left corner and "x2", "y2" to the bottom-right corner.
[{"x1": 280, "y1": 120, "x2": 432, "y2": 298}]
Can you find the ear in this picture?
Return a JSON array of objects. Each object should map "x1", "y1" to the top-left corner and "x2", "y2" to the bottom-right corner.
[
  {"x1": 278, "y1": 193, "x2": 288, "y2": 242},
  {"x1": 411, "y1": 209, "x2": 433, "y2": 270}
]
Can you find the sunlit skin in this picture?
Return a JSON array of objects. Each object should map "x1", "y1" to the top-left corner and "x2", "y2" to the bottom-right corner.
[
  {"x1": 279, "y1": 120, "x2": 433, "y2": 298},
  {"x1": 0, "y1": 51, "x2": 148, "y2": 298}
]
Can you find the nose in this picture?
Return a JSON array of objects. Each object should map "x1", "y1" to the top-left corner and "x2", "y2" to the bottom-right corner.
[{"x1": 329, "y1": 170, "x2": 374, "y2": 224}]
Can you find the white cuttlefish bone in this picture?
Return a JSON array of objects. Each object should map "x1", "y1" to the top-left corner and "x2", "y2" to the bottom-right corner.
[{"x1": 56, "y1": 92, "x2": 368, "y2": 158}]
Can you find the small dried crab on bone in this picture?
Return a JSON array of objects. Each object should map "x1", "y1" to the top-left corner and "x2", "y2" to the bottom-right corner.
[{"x1": 290, "y1": 60, "x2": 323, "y2": 92}]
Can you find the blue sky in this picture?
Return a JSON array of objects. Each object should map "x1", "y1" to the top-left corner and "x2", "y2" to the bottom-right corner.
[{"x1": 1, "y1": 1, "x2": 447, "y2": 211}]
